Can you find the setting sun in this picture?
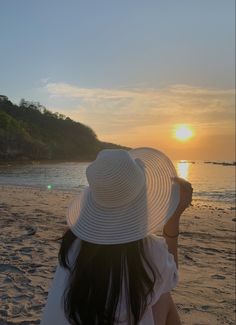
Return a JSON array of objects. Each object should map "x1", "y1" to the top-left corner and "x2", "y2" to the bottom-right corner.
[{"x1": 174, "y1": 125, "x2": 194, "y2": 141}]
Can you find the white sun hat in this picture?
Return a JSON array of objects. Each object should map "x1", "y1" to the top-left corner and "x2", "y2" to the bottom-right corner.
[{"x1": 66, "y1": 147, "x2": 180, "y2": 244}]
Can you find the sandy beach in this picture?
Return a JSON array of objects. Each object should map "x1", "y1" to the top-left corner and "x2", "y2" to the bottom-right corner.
[{"x1": 0, "y1": 185, "x2": 235, "y2": 325}]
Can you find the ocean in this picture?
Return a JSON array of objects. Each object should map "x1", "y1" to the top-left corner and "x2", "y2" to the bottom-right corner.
[{"x1": 0, "y1": 160, "x2": 235, "y2": 208}]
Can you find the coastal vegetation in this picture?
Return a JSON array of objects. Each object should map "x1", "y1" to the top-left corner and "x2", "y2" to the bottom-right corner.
[{"x1": 0, "y1": 95, "x2": 127, "y2": 161}]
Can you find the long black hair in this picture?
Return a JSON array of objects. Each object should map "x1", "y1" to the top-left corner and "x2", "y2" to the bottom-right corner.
[{"x1": 58, "y1": 229, "x2": 161, "y2": 325}]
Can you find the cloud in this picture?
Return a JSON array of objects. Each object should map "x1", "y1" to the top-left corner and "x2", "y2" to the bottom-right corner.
[
  {"x1": 45, "y1": 82, "x2": 235, "y2": 133},
  {"x1": 43, "y1": 82, "x2": 235, "y2": 159},
  {"x1": 46, "y1": 83, "x2": 135, "y2": 101}
]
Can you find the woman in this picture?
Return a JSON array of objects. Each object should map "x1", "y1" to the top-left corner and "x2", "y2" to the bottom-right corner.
[{"x1": 40, "y1": 148, "x2": 193, "y2": 324}]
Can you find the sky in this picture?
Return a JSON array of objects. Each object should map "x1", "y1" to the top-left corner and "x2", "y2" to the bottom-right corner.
[{"x1": 0, "y1": 0, "x2": 235, "y2": 160}]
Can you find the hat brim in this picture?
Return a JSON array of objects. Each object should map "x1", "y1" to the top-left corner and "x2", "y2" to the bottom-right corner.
[{"x1": 66, "y1": 147, "x2": 180, "y2": 244}]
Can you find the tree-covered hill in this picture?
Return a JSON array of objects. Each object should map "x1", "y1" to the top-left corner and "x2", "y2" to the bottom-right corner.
[{"x1": 0, "y1": 95, "x2": 128, "y2": 161}]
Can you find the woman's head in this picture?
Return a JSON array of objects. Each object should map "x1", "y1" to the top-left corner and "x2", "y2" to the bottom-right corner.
[
  {"x1": 59, "y1": 229, "x2": 161, "y2": 325},
  {"x1": 66, "y1": 148, "x2": 180, "y2": 245}
]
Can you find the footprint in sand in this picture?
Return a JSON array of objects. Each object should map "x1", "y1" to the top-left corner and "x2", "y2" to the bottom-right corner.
[
  {"x1": 200, "y1": 305, "x2": 211, "y2": 311},
  {"x1": 211, "y1": 274, "x2": 226, "y2": 280},
  {"x1": 0, "y1": 264, "x2": 22, "y2": 273},
  {"x1": 25, "y1": 225, "x2": 37, "y2": 236},
  {"x1": 184, "y1": 254, "x2": 195, "y2": 261},
  {"x1": 18, "y1": 247, "x2": 32, "y2": 256}
]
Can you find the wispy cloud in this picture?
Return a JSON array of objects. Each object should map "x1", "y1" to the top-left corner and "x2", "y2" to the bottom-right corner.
[
  {"x1": 45, "y1": 82, "x2": 235, "y2": 132},
  {"x1": 43, "y1": 82, "x2": 235, "y2": 159}
]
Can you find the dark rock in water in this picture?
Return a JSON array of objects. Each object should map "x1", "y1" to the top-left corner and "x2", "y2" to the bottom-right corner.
[{"x1": 204, "y1": 161, "x2": 236, "y2": 166}]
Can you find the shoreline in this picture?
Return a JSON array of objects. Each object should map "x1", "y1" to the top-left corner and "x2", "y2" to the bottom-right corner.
[
  {"x1": 1, "y1": 183, "x2": 235, "y2": 210},
  {"x1": 0, "y1": 158, "x2": 92, "y2": 166},
  {"x1": 1, "y1": 159, "x2": 235, "y2": 166},
  {"x1": 0, "y1": 185, "x2": 235, "y2": 324}
]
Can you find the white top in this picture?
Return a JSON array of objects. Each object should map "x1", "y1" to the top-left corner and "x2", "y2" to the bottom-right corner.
[{"x1": 40, "y1": 234, "x2": 178, "y2": 325}]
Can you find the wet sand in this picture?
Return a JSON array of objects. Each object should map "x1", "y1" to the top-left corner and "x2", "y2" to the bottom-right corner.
[{"x1": 0, "y1": 185, "x2": 235, "y2": 325}]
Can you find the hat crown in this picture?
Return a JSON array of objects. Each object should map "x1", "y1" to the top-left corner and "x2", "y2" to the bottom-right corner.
[{"x1": 86, "y1": 149, "x2": 145, "y2": 207}]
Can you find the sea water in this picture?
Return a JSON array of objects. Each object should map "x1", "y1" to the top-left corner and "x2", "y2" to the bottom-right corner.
[{"x1": 0, "y1": 160, "x2": 235, "y2": 207}]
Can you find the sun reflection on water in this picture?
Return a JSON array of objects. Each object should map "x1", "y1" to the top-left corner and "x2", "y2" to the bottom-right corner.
[{"x1": 177, "y1": 160, "x2": 190, "y2": 180}]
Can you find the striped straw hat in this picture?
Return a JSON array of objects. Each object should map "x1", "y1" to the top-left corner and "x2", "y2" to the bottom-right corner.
[{"x1": 66, "y1": 147, "x2": 180, "y2": 244}]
